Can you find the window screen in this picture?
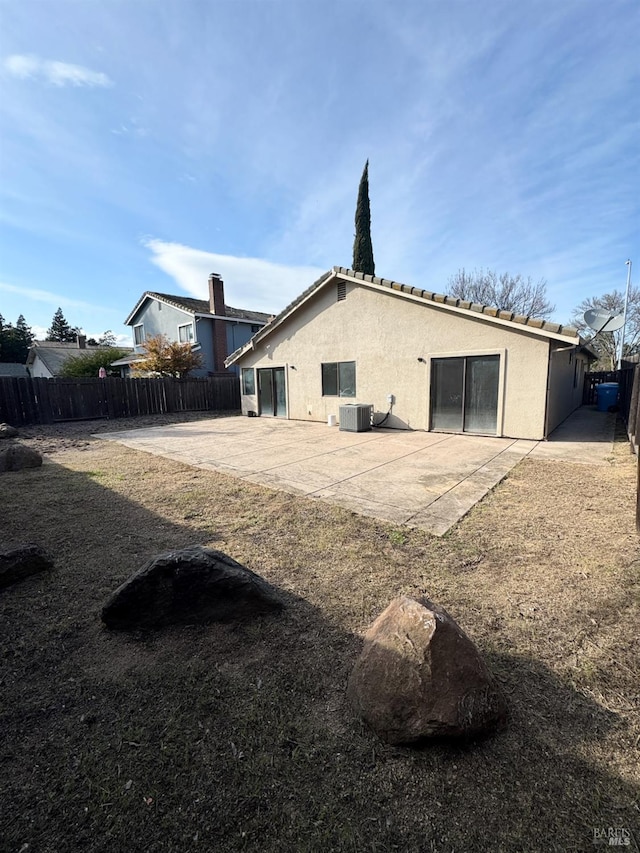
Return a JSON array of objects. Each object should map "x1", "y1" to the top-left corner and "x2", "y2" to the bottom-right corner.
[
  {"x1": 322, "y1": 361, "x2": 356, "y2": 397},
  {"x1": 242, "y1": 368, "x2": 256, "y2": 395}
]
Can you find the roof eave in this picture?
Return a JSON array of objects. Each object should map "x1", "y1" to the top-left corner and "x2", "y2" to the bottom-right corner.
[
  {"x1": 335, "y1": 269, "x2": 579, "y2": 344},
  {"x1": 225, "y1": 269, "x2": 337, "y2": 366},
  {"x1": 126, "y1": 292, "x2": 200, "y2": 326}
]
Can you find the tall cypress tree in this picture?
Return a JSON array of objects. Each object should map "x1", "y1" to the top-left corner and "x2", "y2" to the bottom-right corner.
[{"x1": 352, "y1": 160, "x2": 375, "y2": 276}]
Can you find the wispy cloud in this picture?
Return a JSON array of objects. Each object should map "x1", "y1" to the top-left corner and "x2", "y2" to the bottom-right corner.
[
  {"x1": 0, "y1": 281, "x2": 101, "y2": 311},
  {"x1": 143, "y1": 238, "x2": 324, "y2": 314},
  {"x1": 110, "y1": 116, "x2": 148, "y2": 137},
  {"x1": 3, "y1": 54, "x2": 112, "y2": 88}
]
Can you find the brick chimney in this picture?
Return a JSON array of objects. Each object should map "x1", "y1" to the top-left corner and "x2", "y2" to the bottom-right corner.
[
  {"x1": 208, "y1": 273, "x2": 226, "y2": 317},
  {"x1": 208, "y1": 273, "x2": 228, "y2": 372},
  {"x1": 77, "y1": 335, "x2": 86, "y2": 349}
]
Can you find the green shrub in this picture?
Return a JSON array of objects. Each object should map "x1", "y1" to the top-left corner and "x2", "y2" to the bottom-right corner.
[{"x1": 59, "y1": 348, "x2": 130, "y2": 378}]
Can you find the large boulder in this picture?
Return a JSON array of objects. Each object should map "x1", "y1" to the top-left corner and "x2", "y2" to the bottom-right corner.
[
  {"x1": 0, "y1": 444, "x2": 43, "y2": 473},
  {"x1": 0, "y1": 544, "x2": 53, "y2": 590},
  {"x1": 347, "y1": 595, "x2": 507, "y2": 744},
  {"x1": 0, "y1": 423, "x2": 19, "y2": 439},
  {"x1": 102, "y1": 546, "x2": 285, "y2": 629}
]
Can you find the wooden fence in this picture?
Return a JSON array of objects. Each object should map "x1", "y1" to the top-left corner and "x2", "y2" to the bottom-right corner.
[
  {"x1": 0, "y1": 375, "x2": 240, "y2": 426},
  {"x1": 626, "y1": 365, "x2": 640, "y2": 455},
  {"x1": 627, "y1": 366, "x2": 640, "y2": 533},
  {"x1": 583, "y1": 365, "x2": 640, "y2": 532},
  {"x1": 582, "y1": 366, "x2": 635, "y2": 420}
]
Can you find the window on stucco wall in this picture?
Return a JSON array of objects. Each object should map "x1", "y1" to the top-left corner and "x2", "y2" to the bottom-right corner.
[
  {"x1": 242, "y1": 368, "x2": 256, "y2": 395},
  {"x1": 321, "y1": 361, "x2": 356, "y2": 397}
]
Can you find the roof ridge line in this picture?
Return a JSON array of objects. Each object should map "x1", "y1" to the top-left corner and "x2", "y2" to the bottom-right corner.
[{"x1": 335, "y1": 266, "x2": 575, "y2": 337}]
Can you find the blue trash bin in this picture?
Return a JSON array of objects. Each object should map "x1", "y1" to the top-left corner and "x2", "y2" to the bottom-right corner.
[{"x1": 596, "y1": 382, "x2": 619, "y2": 412}]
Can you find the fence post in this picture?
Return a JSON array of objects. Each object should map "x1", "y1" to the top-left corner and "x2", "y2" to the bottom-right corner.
[
  {"x1": 637, "y1": 454, "x2": 640, "y2": 534},
  {"x1": 628, "y1": 366, "x2": 639, "y2": 452}
]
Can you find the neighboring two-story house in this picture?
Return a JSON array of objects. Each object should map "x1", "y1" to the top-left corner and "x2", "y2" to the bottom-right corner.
[{"x1": 114, "y1": 273, "x2": 272, "y2": 377}]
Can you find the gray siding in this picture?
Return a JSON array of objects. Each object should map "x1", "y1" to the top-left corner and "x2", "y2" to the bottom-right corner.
[
  {"x1": 130, "y1": 301, "x2": 193, "y2": 346},
  {"x1": 226, "y1": 322, "x2": 259, "y2": 375},
  {"x1": 130, "y1": 301, "x2": 210, "y2": 376},
  {"x1": 129, "y1": 297, "x2": 263, "y2": 377},
  {"x1": 194, "y1": 318, "x2": 215, "y2": 373}
]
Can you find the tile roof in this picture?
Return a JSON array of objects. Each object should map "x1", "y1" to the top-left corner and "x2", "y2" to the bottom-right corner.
[
  {"x1": 137, "y1": 292, "x2": 272, "y2": 324},
  {"x1": 332, "y1": 267, "x2": 578, "y2": 336},
  {"x1": 226, "y1": 267, "x2": 581, "y2": 366}
]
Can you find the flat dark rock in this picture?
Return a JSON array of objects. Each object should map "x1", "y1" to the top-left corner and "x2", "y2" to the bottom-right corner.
[
  {"x1": 102, "y1": 545, "x2": 285, "y2": 629},
  {"x1": 0, "y1": 423, "x2": 19, "y2": 439},
  {"x1": 0, "y1": 544, "x2": 53, "y2": 590},
  {"x1": 0, "y1": 444, "x2": 43, "y2": 473}
]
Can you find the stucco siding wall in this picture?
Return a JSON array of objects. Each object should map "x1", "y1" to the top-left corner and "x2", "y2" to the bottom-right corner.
[
  {"x1": 236, "y1": 282, "x2": 554, "y2": 440},
  {"x1": 545, "y1": 346, "x2": 589, "y2": 434}
]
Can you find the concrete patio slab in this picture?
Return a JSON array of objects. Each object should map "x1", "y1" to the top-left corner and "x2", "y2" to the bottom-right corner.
[
  {"x1": 97, "y1": 406, "x2": 616, "y2": 536},
  {"x1": 528, "y1": 406, "x2": 617, "y2": 465}
]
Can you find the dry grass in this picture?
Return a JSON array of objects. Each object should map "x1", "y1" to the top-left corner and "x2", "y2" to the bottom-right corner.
[{"x1": 1, "y1": 414, "x2": 638, "y2": 852}]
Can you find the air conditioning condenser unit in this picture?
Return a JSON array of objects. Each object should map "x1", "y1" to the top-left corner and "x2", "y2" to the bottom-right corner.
[{"x1": 339, "y1": 403, "x2": 372, "y2": 432}]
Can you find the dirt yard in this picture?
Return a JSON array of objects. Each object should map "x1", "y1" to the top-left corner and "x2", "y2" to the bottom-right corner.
[{"x1": 1, "y1": 413, "x2": 638, "y2": 852}]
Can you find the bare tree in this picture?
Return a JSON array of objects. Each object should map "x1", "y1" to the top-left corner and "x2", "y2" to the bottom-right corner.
[
  {"x1": 572, "y1": 287, "x2": 640, "y2": 371},
  {"x1": 446, "y1": 269, "x2": 556, "y2": 319}
]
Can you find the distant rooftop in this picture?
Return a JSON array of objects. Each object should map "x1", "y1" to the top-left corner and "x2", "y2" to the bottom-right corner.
[
  {"x1": 26, "y1": 341, "x2": 133, "y2": 376},
  {"x1": 130, "y1": 292, "x2": 272, "y2": 325}
]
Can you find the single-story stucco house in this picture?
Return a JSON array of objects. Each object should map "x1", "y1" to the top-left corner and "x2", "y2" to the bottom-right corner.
[{"x1": 226, "y1": 267, "x2": 595, "y2": 441}]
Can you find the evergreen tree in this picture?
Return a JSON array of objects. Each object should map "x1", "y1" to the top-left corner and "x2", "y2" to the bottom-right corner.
[
  {"x1": 352, "y1": 160, "x2": 375, "y2": 276},
  {"x1": 46, "y1": 308, "x2": 78, "y2": 342},
  {"x1": 99, "y1": 330, "x2": 117, "y2": 347},
  {"x1": 0, "y1": 314, "x2": 34, "y2": 363},
  {"x1": 0, "y1": 314, "x2": 8, "y2": 362}
]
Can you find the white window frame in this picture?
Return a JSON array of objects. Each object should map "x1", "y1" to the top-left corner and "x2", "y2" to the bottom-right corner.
[
  {"x1": 133, "y1": 324, "x2": 145, "y2": 346},
  {"x1": 178, "y1": 322, "x2": 195, "y2": 344}
]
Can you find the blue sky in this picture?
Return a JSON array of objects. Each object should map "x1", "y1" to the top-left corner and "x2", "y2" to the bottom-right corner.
[{"x1": 0, "y1": 0, "x2": 638, "y2": 344}]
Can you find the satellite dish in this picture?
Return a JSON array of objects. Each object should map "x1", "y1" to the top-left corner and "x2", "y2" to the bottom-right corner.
[{"x1": 584, "y1": 309, "x2": 625, "y2": 333}]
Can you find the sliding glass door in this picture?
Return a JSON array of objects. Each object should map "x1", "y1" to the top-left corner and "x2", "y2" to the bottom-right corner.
[
  {"x1": 258, "y1": 367, "x2": 287, "y2": 417},
  {"x1": 431, "y1": 355, "x2": 500, "y2": 434}
]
